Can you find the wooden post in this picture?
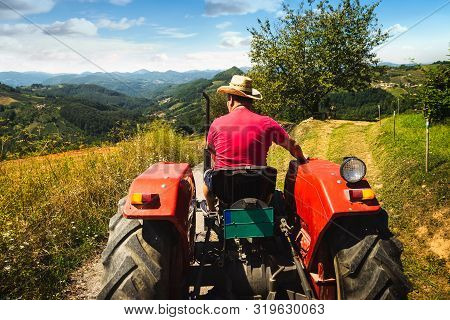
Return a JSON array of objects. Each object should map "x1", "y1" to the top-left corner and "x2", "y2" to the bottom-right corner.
[
  {"x1": 393, "y1": 111, "x2": 396, "y2": 142},
  {"x1": 378, "y1": 104, "x2": 381, "y2": 126},
  {"x1": 397, "y1": 97, "x2": 400, "y2": 114},
  {"x1": 425, "y1": 118, "x2": 430, "y2": 173}
]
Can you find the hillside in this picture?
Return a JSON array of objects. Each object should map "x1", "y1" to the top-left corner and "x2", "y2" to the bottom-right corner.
[
  {"x1": 21, "y1": 84, "x2": 152, "y2": 110},
  {"x1": 0, "y1": 83, "x2": 152, "y2": 160},
  {"x1": 152, "y1": 66, "x2": 243, "y2": 133}
]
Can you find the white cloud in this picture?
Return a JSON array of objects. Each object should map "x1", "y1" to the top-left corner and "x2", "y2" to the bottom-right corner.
[
  {"x1": 109, "y1": 0, "x2": 132, "y2": 6},
  {"x1": 156, "y1": 27, "x2": 197, "y2": 39},
  {"x1": 0, "y1": 23, "x2": 36, "y2": 35},
  {"x1": 152, "y1": 53, "x2": 169, "y2": 62},
  {"x1": 45, "y1": 18, "x2": 97, "y2": 36},
  {"x1": 0, "y1": 18, "x2": 250, "y2": 73},
  {"x1": 386, "y1": 24, "x2": 408, "y2": 36},
  {"x1": 97, "y1": 17, "x2": 145, "y2": 30},
  {"x1": 220, "y1": 31, "x2": 251, "y2": 48},
  {"x1": 204, "y1": 0, "x2": 281, "y2": 17},
  {"x1": 216, "y1": 21, "x2": 232, "y2": 29},
  {"x1": 0, "y1": 0, "x2": 55, "y2": 19},
  {"x1": 0, "y1": 18, "x2": 97, "y2": 36},
  {"x1": 184, "y1": 50, "x2": 250, "y2": 70},
  {"x1": 0, "y1": 28, "x2": 250, "y2": 72},
  {"x1": 0, "y1": 32, "x2": 162, "y2": 73}
]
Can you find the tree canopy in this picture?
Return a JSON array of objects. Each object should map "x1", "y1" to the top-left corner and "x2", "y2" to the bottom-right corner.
[
  {"x1": 416, "y1": 63, "x2": 449, "y2": 122},
  {"x1": 248, "y1": 0, "x2": 388, "y2": 121}
]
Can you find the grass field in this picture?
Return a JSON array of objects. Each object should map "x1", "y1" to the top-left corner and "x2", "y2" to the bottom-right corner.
[
  {"x1": 0, "y1": 122, "x2": 201, "y2": 299},
  {"x1": 268, "y1": 114, "x2": 449, "y2": 299}
]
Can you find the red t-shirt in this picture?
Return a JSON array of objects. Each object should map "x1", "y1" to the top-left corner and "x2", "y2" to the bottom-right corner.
[{"x1": 207, "y1": 107, "x2": 290, "y2": 169}]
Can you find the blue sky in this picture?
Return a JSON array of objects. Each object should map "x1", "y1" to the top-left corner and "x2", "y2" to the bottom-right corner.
[{"x1": 0, "y1": 0, "x2": 448, "y2": 73}]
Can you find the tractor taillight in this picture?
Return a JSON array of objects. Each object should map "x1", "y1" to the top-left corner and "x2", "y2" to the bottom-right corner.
[
  {"x1": 349, "y1": 189, "x2": 375, "y2": 201},
  {"x1": 131, "y1": 193, "x2": 159, "y2": 205}
]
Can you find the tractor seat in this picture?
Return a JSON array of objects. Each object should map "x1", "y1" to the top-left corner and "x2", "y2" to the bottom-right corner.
[{"x1": 210, "y1": 166, "x2": 277, "y2": 206}]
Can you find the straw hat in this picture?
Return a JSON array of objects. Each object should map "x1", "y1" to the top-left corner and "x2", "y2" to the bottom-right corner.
[{"x1": 217, "y1": 75, "x2": 262, "y2": 100}]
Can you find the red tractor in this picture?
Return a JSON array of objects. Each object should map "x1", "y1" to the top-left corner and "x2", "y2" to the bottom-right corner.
[{"x1": 97, "y1": 95, "x2": 411, "y2": 300}]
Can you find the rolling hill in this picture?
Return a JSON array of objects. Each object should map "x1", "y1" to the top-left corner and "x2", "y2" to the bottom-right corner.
[
  {"x1": 0, "y1": 83, "x2": 153, "y2": 160},
  {"x1": 0, "y1": 69, "x2": 222, "y2": 97}
]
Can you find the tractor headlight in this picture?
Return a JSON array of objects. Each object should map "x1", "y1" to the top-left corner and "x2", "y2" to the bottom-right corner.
[{"x1": 340, "y1": 157, "x2": 367, "y2": 183}]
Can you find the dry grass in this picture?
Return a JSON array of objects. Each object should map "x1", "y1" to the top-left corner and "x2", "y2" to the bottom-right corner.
[
  {"x1": 0, "y1": 96, "x2": 17, "y2": 105},
  {"x1": 0, "y1": 122, "x2": 201, "y2": 299}
]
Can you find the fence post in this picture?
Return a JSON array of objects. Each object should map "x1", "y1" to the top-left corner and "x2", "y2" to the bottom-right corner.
[
  {"x1": 393, "y1": 111, "x2": 396, "y2": 142},
  {"x1": 425, "y1": 118, "x2": 430, "y2": 173},
  {"x1": 378, "y1": 104, "x2": 381, "y2": 126},
  {"x1": 397, "y1": 97, "x2": 400, "y2": 114}
]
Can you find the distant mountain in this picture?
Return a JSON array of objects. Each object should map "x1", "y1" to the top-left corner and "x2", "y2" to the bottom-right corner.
[
  {"x1": 378, "y1": 62, "x2": 418, "y2": 67},
  {"x1": 0, "y1": 69, "x2": 221, "y2": 98},
  {"x1": 0, "y1": 72, "x2": 56, "y2": 87},
  {"x1": 42, "y1": 70, "x2": 221, "y2": 98},
  {"x1": 239, "y1": 66, "x2": 251, "y2": 73}
]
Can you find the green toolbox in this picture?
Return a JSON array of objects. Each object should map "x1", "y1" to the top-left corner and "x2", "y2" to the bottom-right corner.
[{"x1": 224, "y1": 207, "x2": 274, "y2": 239}]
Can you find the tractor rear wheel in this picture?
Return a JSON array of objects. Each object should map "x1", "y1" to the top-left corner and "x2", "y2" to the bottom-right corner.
[
  {"x1": 97, "y1": 198, "x2": 183, "y2": 300},
  {"x1": 333, "y1": 234, "x2": 411, "y2": 300}
]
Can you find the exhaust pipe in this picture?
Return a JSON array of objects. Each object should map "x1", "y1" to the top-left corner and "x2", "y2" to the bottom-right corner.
[{"x1": 203, "y1": 92, "x2": 211, "y2": 172}]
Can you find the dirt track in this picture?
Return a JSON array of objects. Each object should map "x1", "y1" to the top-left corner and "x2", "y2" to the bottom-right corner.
[{"x1": 63, "y1": 250, "x2": 104, "y2": 300}]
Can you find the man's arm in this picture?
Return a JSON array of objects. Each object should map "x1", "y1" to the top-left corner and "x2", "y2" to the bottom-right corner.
[
  {"x1": 278, "y1": 137, "x2": 308, "y2": 163},
  {"x1": 269, "y1": 118, "x2": 308, "y2": 163}
]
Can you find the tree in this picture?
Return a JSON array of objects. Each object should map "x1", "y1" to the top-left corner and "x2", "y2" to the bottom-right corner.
[
  {"x1": 416, "y1": 63, "x2": 449, "y2": 122},
  {"x1": 209, "y1": 91, "x2": 228, "y2": 120},
  {"x1": 248, "y1": 0, "x2": 388, "y2": 120}
]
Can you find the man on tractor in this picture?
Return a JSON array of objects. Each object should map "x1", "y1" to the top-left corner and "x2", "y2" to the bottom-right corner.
[{"x1": 203, "y1": 75, "x2": 307, "y2": 211}]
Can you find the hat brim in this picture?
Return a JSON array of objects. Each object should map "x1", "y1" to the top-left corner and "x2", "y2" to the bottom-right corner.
[{"x1": 217, "y1": 86, "x2": 262, "y2": 100}]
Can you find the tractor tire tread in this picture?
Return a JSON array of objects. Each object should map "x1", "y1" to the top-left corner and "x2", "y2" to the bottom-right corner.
[
  {"x1": 98, "y1": 214, "x2": 179, "y2": 300},
  {"x1": 335, "y1": 235, "x2": 411, "y2": 300}
]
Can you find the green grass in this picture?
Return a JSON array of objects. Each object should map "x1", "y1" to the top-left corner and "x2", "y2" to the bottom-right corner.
[
  {"x1": 368, "y1": 113, "x2": 449, "y2": 299},
  {"x1": 385, "y1": 87, "x2": 408, "y2": 98},
  {"x1": 0, "y1": 121, "x2": 201, "y2": 299}
]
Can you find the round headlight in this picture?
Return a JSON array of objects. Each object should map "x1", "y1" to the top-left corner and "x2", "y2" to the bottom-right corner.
[{"x1": 340, "y1": 157, "x2": 367, "y2": 183}]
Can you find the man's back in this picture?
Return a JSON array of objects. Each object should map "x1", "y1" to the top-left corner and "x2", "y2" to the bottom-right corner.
[{"x1": 207, "y1": 107, "x2": 289, "y2": 169}]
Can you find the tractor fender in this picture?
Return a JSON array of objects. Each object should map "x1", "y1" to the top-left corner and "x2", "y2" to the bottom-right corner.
[
  {"x1": 284, "y1": 159, "x2": 381, "y2": 269},
  {"x1": 122, "y1": 162, "x2": 196, "y2": 261}
]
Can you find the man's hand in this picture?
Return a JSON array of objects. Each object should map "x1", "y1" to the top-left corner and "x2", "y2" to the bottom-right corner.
[{"x1": 297, "y1": 153, "x2": 309, "y2": 164}]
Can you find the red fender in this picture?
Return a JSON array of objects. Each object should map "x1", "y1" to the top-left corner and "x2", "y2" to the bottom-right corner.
[
  {"x1": 288, "y1": 158, "x2": 380, "y2": 267},
  {"x1": 123, "y1": 162, "x2": 195, "y2": 263}
]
